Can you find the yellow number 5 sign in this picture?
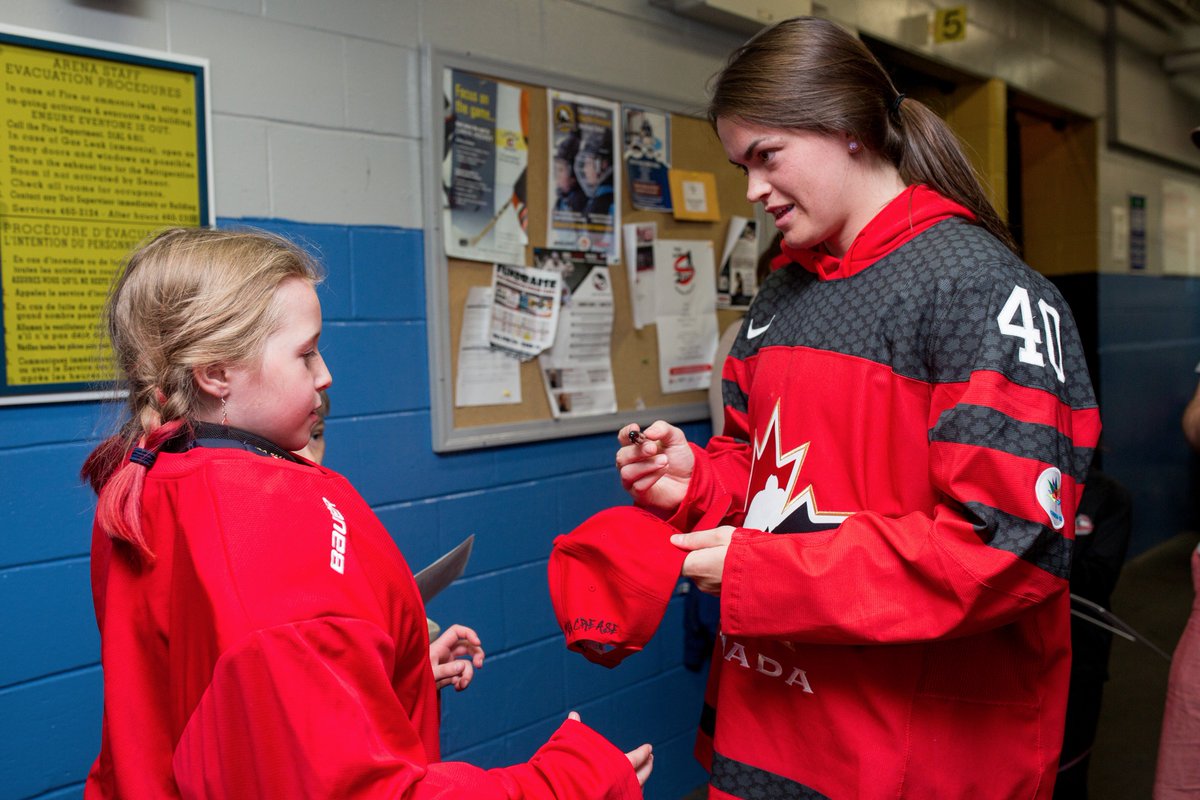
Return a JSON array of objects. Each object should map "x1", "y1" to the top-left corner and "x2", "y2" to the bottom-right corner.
[{"x1": 934, "y1": 6, "x2": 967, "y2": 43}]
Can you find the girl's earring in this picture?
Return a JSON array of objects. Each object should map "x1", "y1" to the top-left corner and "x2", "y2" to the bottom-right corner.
[
  {"x1": 221, "y1": 396, "x2": 228, "y2": 426},
  {"x1": 848, "y1": 140, "x2": 860, "y2": 153}
]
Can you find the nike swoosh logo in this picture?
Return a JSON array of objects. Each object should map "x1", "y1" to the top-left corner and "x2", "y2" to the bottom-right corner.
[{"x1": 746, "y1": 315, "x2": 775, "y2": 339}]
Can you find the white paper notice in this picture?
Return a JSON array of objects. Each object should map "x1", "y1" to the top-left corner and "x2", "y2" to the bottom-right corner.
[
  {"x1": 455, "y1": 287, "x2": 521, "y2": 407},
  {"x1": 681, "y1": 180, "x2": 709, "y2": 214},
  {"x1": 488, "y1": 262, "x2": 562, "y2": 359},
  {"x1": 622, "y1": 221, "x2": 657, "y2": 330},
  {"x1": 653, "y1": 239, "x2": 718, "y2": 393},
  {"x1": 1162, "y1": 177, "x2": 1200, "y2": 275},
  {"x1": 535, "y1": 248, "x2": 617, "y2": 418}
]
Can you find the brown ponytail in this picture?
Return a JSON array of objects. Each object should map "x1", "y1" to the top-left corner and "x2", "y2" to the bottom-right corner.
[{"x1": 707, "y1": 16, "x2": 1016, "y2": 253}]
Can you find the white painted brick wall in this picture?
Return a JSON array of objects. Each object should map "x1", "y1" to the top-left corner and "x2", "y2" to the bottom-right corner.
[
  {"x1": 344, "y1": 40, "x2": 420, "y2": 137},
  {"x1": 183, "y1": 0, "x2": 262, "y2": 16},
  {"x1": 172, "y1": 4, "x2": 348, "y2": 125},
  {"x1": 2, "y1": 0, "x2": 1198, "y2": 265},
  {"x1": 269, "y1": 125, "x2": 421, "y2": 225},
  {"x1": 263, "y1": 0, "x2": 420, "y2": 47},
  {"x1": 211, "y1": 115, "x2": 271, "y2": 213},
  {"x1": 3, "y1": 0, "x2": 169, "y2": 49}
]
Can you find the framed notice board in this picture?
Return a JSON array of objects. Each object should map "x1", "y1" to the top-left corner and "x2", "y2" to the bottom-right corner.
[
  {"x1": 0, "y1": 25, "x2": 212, "y2": 406},
  {"x1": 422, "y1": 47, "x2": 750, "y2": 452}
]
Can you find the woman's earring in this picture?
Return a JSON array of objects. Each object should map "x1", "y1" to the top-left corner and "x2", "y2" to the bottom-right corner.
[
  {"x1": 221, "y1": 396, "x2": 228, "y2": 426},
  {"x1": 848, "y1": 140, "x2": 860, "y2": 153}
]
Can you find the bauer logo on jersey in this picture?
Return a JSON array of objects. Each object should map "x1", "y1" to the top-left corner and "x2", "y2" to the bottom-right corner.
[
  {"x1": 1035, "y1": 468, "x2": 1064, "y2": 530},
  {"x1": 323, "y1": 496, "x2": 349, "y2": 574}
]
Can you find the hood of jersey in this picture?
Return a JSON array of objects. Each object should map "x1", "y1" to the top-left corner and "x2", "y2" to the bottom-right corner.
[{"x1": 781, "y1": 184, "x2": 975, "y2": 280}]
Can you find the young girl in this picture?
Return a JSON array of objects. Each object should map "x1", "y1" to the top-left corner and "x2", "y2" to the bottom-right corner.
[
  {"x1": 615, "y1": 17, "x2": 1100, "y2": 799},
  {"x1": 82, "y1": 227, "x2": 651, "y2": 798}
]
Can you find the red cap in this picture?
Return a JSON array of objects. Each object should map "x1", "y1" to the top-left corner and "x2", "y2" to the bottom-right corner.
[{"x1": 548, "y1": 506, "x2": 686, "y2": 668}]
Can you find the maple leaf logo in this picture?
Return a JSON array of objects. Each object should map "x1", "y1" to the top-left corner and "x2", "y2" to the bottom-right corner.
[{"x1": 744, "y1": 401, "x2": 849, "y2": 533}]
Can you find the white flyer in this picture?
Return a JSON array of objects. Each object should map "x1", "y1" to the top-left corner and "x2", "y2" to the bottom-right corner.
[
  {"x1": 622, "y1": 221, "x2": 657, "y2": 330},
  {"x1": 487, "y1": 262, "x2": 561, "y2": 360},
  {"x1": 535, "y1": 248, "x2": 617, "y2": 419},
  {"x1": 653, "y1": 240, "x2": 718, "y2": 393},
  {"x1": 455, "y1": 287, "x2": 521, "y2": 406}
]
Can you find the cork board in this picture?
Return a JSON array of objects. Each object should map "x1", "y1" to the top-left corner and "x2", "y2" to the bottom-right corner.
[{"x1": 423, "y1": 49, "x2": 749, "y2": 451}]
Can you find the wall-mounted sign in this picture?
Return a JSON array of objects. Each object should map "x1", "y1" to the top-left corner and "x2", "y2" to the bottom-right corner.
[
  {"x1": 0, "y1": 25, "x2": 211, "y2": 405},
  {"x1": 933, "y1": 7, "x2": 967, "y2": 43},
  {"x1": 1129, "y1": 194, "x2": 1147, "y2": 271}
]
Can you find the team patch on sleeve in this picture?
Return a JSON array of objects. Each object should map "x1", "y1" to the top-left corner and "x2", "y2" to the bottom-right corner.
[{"x1": 1034, "y1": 467, "x2": 1064, "y2": 530}]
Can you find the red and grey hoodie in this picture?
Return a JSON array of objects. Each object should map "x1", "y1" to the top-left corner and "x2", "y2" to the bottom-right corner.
[{"x1": 676, "y1": 185, "x2": 1100, "y2": 798}]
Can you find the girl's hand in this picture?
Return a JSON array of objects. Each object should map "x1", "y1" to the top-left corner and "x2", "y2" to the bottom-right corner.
[
  {"x1": 566, "y1": 712, "x2": 654, "y2": 787},
  {"x1": 616, "y1": 420, "x2": 695, "y2": 514},
  {"x1": 625, "y1": 742, "x2": 654, "y2": 786},
  {"x1": 429, "y1": 624, "x2": 485, "y2": 691}
]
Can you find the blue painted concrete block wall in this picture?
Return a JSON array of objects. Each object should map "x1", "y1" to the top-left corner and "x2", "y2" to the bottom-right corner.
[
  {"x1": 0, "y1": 219, "x2": 710, "y2": 799},
  {"x1": 1097, "y1": 273, "x2": 1200, "y2": 557}
]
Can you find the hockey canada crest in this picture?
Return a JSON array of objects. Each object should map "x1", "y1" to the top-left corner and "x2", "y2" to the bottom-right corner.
[{"x1": 743, "y1": 402, "x2": 849, "y2": 534}]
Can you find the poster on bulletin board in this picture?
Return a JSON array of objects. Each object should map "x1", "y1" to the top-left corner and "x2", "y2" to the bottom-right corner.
[{"x1": 0, "y1": 24, "x2": 212, "y2": 406}]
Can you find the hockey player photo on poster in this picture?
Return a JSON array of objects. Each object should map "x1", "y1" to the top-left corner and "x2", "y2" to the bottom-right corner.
[
  {"x1": 547, "y1": 89, "x2": 620, "y2": 262},
  {"x1": 623, "y1": 104, "x2": 672, "y2": 212}
]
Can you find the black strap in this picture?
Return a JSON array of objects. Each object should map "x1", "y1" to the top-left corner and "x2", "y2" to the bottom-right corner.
[{"x1": 165, "y1": 421, "x2": 305, "y2": 463}]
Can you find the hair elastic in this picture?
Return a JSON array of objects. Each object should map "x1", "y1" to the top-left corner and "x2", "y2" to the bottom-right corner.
[
  {"x1": 129, "y1": 447, "x2": 157, "y2": 469},
  {"x1": 891, "y1": 93, "x2": 906, "y2": 115}
]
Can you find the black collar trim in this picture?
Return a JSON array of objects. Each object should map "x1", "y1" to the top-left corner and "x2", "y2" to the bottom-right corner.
[{"x1": 168, "y1": 421, "x2": 304, "y2": 463}]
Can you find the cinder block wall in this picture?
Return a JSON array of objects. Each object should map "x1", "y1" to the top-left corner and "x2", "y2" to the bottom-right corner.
[
  {"x1": 4, "y1": 1, "x2": 1200, "y2": 798},
  {"x1": 0, "y1": 2, "x2": 740, "y2": 798}
]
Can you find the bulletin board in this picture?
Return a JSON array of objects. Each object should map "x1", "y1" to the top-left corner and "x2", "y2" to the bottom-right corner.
[{"x1": 422, "y1": 47, "x2": 750, "y2": 452}]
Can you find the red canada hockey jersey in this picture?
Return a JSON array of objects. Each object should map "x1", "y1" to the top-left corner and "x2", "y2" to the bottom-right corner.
[
  {"x1": 85, "y1": 444, "x2": 639, "y2": 799},
  {"x1": 675, "y1": 187, "x2": 1101, "y2": 799}
]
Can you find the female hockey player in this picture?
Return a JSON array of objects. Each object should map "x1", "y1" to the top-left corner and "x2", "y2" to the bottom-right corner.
[{"x1": 615, "y1": 17, "x2": 1100, "y2": 799}]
